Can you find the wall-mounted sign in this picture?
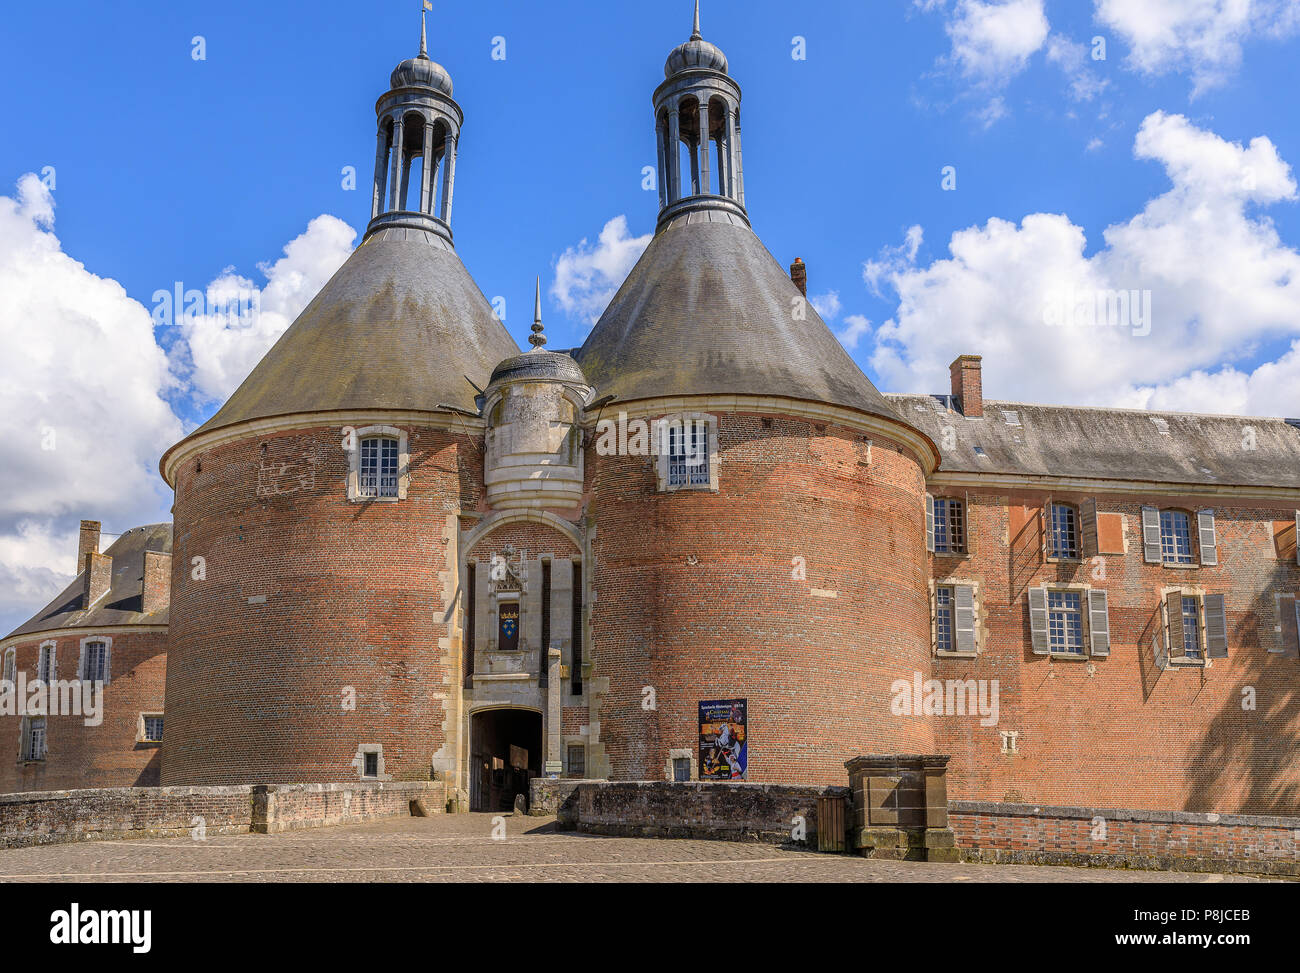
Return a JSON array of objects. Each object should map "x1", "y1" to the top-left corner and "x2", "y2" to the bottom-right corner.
[{"x1": 699, "y1": 698, "x2": 747, "y2": 780}]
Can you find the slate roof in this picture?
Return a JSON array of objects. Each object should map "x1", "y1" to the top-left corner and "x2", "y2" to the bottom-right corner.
[
  {"x1": 889, "y1": 394, "x2": 1300, "y2": 489},
  {"x1": 575, "y1": 217, "x2": 906, "y2": 426},
  {"x1": 4, "y1": 524, "x2": 173, "y2": 641},
  {"x1": 189, "y1": 226, "x2": 519, "y2": 438}
]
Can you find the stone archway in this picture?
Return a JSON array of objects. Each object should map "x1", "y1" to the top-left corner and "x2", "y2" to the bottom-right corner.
[{"x1": 469, "y1": 707, "x2": 543, "y2": 812}]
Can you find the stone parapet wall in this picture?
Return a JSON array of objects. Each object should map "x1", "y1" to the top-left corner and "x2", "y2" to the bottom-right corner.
[
  {"x1": 950, "y1": 800, "x2": 1300, "y2": 877},
  {"x1": 0, "y1": 781, "x2": 441, "y2": 849},
  {"x1": 251, "y1": 781, "x2": 444, "y2": 833},
  {"x1": 554, "y1": 780, "x2": 848, "y2": 845}
]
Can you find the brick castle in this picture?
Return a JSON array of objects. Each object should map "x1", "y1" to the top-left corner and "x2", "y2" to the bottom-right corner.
[{"x1": 4, "y1": 9, "x2": 1299, "y2": 818}]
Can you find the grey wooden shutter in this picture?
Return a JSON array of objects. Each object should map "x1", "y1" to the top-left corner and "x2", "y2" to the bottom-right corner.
[
  {"x1": 1141, "y1": 507, "x2": 1163, "y2": 563},
  {"x1": 925, "y1": 493, "x2": 935, "y2": 553},
  {"x1": 1028, "y1": 586, "x2": 1050, "y2": 655},
  {"x1": 1204, "y1": 594, "x2": 1228, "y2": 658},
  {"x1": 76, "y1": 643, "x2": 85, "y2": 681},
  {"x1": 1165, "y1": 591, "x2": 1186, "y2": 659},
  {"x1": 1294, "y1": 599, "x2": 1300, "y2": 654},
  {"x1": 47, "y1": 644, "x2": 56, "y2": 681},
  {"x1": 954, "y1": 584, "x2": 977, "y2": 653},
  {"x1": 104, "y1": 641, "x2": 112, "y2": 685},
  {"x1": 1087, "y1": 589, "x2": 1110, "y2": 657},
  {"x1": 1295, "y1": 510, "x2": 1299, "y2": 566},
  {"x1": 1080, "y1": 499, "x2": 1098, "y2": 558},
  {"x1": 1197, "y1": 510, "x2": 1218, "y2": 566}
]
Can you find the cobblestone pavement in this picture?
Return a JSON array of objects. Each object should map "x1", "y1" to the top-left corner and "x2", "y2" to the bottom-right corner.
[{"x1": 0, "y1": 814, "x2": 1270, "y2": 882}]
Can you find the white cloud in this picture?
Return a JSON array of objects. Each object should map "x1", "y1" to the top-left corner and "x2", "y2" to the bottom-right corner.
[
  {"x1": 552, "y1": 215, "x2": 652, "y2": 327},
  {"x1": 0, "y1": 174, "x2": 354, "y2": 635},
  {"x1": 0, "y1": 174, "x2": 184, "y2": 633},
  {"x1": 866, "y1": 112, "x2": 1300, "y2": 416},
  {"x1": 810, "y1": 291, "x2": 842, "y2": 320},
  {"x1": 1096, "y1": 0, "x2": 1300, "y2": 96},
  {"x1": 946, "y1": 0, "x2": 1050, "y2": 85},
  {"x1": 837, "y1": 315, "x2": 873, "y2": 351},
  {"x1": 1045, "y1": 34, "x2": 1110, "y2": 100},
  {"x1": 176, "y1": 215, "x2": 355, "y2": 404}
]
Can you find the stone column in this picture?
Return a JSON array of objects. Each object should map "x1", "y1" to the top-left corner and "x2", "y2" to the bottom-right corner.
[
  {"x1": 698, "y1": 101, "x2": 711, "y2": 195},
  {"x1": 724, "y1": 107, "x2": 737, "y2": 200},
  {"x1": 545, "y1": 648, "x2": 562, "y2": 777},
  {"x1": 733, "y1": 113, "x2": 744, "y2": 207},
  {"x1": 667, "y1": 106, "x2": 681, "y2": 203},
  {"x1": 420, "y1": 120, "x2": 435, "y2": 214},
  {"x1": 440, "y1": 132, "x2": 457, "y2": 224},
  {"x1": 372, "y1": 124, "x2": 388, "y2": 219},
  {"x1": 655, "y1": 116, "x2": 668, "y2": 209},
  {"x1": 388, "y1": 116, "x2": 405, "y2": 211}
]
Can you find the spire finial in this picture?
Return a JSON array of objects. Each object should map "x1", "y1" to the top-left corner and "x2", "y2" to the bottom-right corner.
[
  {"x1": 419, "y1": 1, "x2": 430, "y2": 58},
  {"x1": 529, "y1": 277, "x2": 547, "y2": 349},
  {"x1": 691, "y1": 0, "x2": 702, "y2": 39}
]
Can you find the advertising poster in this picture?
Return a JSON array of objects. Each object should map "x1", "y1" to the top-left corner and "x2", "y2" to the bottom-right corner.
[{"x1": 698, "y1": 698, "x2": 747, "y2": 780}]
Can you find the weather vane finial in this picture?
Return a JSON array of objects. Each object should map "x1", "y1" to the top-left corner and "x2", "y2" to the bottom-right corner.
[
  {"x1": 691, "y1": 0, "x2": 702, "y2": 40},
  {"x1": 419, "y1": 0, "x2": 431, "y2": 58},
  {"x1": 529, "y1": 277, "x2": 547, "y2": 349}
]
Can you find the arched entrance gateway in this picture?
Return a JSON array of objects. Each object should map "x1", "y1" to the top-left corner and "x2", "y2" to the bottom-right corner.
[{"x1": 469, "y1": 708, "x2": 543, "y2": 812}]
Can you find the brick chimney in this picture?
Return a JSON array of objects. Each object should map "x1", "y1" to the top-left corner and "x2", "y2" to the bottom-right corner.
[
  {"x1": 77, "y1": 520, "x2": 101, "y2": 573},
  {"x1": 142, "y1": 550, "x2": 172, "y2": 615},
  {"x1": 790, "y1": 257, "x2": 807, "y2": 296},
  {"x1": 950, "y1": 355, "x2": 983, "y2": 417},
  {"x1": 83, "y1": 551, "x2": 113, "y2": 607}
]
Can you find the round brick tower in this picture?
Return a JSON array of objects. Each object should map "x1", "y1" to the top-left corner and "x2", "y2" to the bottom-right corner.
[
  {"x1": 573, "y1": 7, "x2": 940, "y2": 785},
  {"x1": 159, "y1": 26, "x2": 519, "y2": 785}
]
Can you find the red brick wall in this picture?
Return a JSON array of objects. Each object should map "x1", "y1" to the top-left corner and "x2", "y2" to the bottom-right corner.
[
  {"x1": 586, "y1": 412, "x2": 934, "y2": 784},
  {"x1": 950, "y1": 800, "x2": 1300, "y2": 875},
  {"x1": 932, "y1": 488, "x2": 1300, "y2": 814},
  {"x1": 0, "y1": 630, "x2": 167, "y2": 794},
  {"x1": 162, "y1": 421, "x2": 481, "y2": 786}
]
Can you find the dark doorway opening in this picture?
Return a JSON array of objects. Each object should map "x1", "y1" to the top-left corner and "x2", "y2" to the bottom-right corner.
[{"x1": 470, "y1": 709, "x2": 542, "y2": 812}]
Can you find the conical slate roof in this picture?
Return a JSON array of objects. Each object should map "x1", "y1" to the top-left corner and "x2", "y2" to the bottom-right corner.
[
  {"x1": 4, "y1": 524, "x2": 173, "y2": 640},
  {"x1": 575, "y1": 216, "x2": 903, "y2": 423},
  {"x1": 193, "y1": 228, "x2": 519, "y2": 436}
]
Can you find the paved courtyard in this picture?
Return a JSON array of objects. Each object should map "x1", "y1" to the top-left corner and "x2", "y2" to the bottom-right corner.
[{"x1": 0, "y1": 814, "x2": 1272, "y2": 882}]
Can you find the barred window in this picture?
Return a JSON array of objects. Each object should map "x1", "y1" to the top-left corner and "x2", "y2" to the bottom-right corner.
[
  {"x1": 1160, "y1": 510, "x2": 1194, "y2": 565},
  {"x1": 567, "y1": 744, "x2": 585, "y2": 778},
  {"x1": 143, "y1": 716, "x2": 164, "y2": 742},
  {"x1": 935, "y1": 585, "x2": 955, "y2": 652},
  {"x1": 363, "y1": 752, "x2": 379, "y2": 778},
  {"x1": 22, "y1": 717, "x2": 46, "y2": 761},
  {"x1": 1182, "y1": 596, "x2": 1203, "y2": 659},
  {"x1": 1047, "y1": 590, "x2": 1084, "y2": 654},
  {"x1": 667, "y1": 420, "x2": 710, "y2": 487},
  {"x1": 933, "y1": 498, "x2": 966, "y2": 555},
  {"x1": 358, "y1": 437, "x2": 399, "y2": 498},
  {"x1": 83, "y1": 641, "x2": 107, "y2": 683},
  {"x1": 1048, "y1": 503, "x2": 1078, "y2": 559}
]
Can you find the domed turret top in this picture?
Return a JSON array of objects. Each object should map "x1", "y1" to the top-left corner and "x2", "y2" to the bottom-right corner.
[
  {"x1": 391, "y1": 7, "x2": 454, "y2": 95},
  {"x1": 489, "y1": 278, "x2": 588, "y2": 388},
  {"x1": 665, "y1": 0, "x2": 728, "y2": 77}
]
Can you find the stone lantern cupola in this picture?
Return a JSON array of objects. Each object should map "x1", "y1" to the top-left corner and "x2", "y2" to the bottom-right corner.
[
  {"x1": 368, "y1": 8, "x2": 462, "y2": 244},
  {"x1": 653, "y1": 1, "x2": 746, "y2": 230},
  {"x1": 483, "y1": 280, "x2": 591, "y2": 511}
]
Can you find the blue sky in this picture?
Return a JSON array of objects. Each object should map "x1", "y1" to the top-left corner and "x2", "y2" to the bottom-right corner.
[{"x1": 2, "y1": 0, "x2": 1300, "y2": 632}]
